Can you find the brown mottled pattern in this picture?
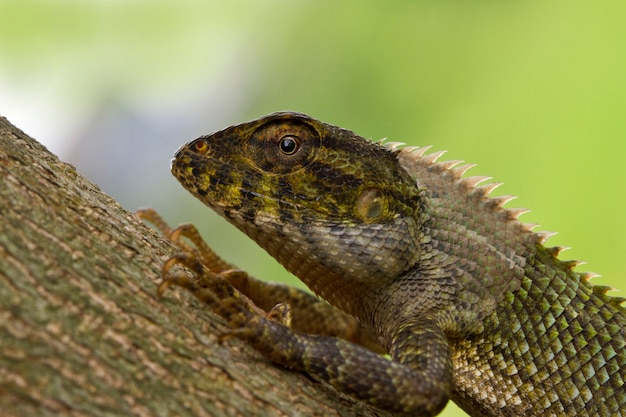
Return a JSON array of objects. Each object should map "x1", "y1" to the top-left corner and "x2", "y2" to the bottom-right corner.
[{"x1": 168, "y1": 112, "x2": 625, "y2": 416}]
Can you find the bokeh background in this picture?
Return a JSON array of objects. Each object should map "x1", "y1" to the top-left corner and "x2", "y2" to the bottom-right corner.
[{"x1": 1, "y1": 1, "x2": 625, "y2": 415}]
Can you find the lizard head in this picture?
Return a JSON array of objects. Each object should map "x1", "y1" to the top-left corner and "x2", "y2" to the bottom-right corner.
[{"x1": 171, "y1": 112, "x2": 425, "y2": 304}]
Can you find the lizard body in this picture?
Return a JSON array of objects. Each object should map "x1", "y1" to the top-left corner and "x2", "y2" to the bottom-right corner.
[{"x1": 165, "y1": 112, "x2": 625, "y2": 416}]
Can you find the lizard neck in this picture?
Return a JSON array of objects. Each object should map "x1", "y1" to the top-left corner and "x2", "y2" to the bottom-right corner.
[
  {"x1": 372, "y1": 147, "x2": 544, "y2": 335},
  {"x1": 237, "y1": 215, "x2": 420, "y2": 318}
]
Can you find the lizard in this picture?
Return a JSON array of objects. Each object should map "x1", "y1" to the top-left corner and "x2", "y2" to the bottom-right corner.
[{"x1": 140, "y1": 111, "x2": 626, "y2": 416}]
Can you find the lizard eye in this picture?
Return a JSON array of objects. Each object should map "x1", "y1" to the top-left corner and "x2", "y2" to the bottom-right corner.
[
  {"x1": 192, "y1": 139, "x2": 209, "y2": 154},
  {"x1": 278, "y1": 135, "x2": 300, "y2": 155},
  {"x1": 247, "y1": 120, "x2": 320, "y2": 173}
]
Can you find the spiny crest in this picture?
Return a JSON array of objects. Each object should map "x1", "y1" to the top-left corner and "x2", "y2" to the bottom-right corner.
[
  {"x1": 562, "y1": 259, "x2": 587, "y2": 270},
  {"x1": 545, "y1": 245, "x2": 570, "y2": 257},
  {"x1": 476, "y1": 182, "x2": 504, "y2": 196},
  {"x1": 520, "y1": 223, "x2": 540, "y2": 233},
  {"x1": 490, "y1": 194, "x2": 517, "y2": 207},
  {"x1": 592, "y1": 285, "x2": 626, "y2": 309},
  {"x1": 451, "y1": 163, "x2": 477, "y2": 179},
  {"x1": 385, "y1": 142, "x2": 615, "y2": 301},
  {"x1": 387, "y1": 142, "x2": 536, "y2": 226},
  {"x1": 581, "y1": 271, "x2": 601, "y2": 281},
  {"x1": 377, "y1": 138, "x2": 405, "y2": 151},
  {"x1": 421, "y1": 149, "x2": 448, "y2": 164},
  {"x1": 506, "y1": 207, "x2": 531, "y2": 221},
  {"x1": 462, "y1": 175, "x2": 492, "y2": 189},
  {"x1": 536, "y1": 230, "x2": 558, "y2": 244}
]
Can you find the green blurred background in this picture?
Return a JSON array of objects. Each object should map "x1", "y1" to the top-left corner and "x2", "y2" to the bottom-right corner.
[{"x1": 1, "y1": 1, "x2": 624, "y2": 415}]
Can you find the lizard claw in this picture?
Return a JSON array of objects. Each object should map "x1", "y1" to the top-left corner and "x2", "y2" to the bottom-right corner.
[{"x1": 265, "y1": 303, "x2": 292, "y2": 327}]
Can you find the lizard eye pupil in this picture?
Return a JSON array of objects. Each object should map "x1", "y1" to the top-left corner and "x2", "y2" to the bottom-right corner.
[{"x1": 278, "y1": 136, "x2": 300, "y2": 155}]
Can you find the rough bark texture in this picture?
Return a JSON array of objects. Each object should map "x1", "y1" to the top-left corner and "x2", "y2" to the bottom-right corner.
[{"x1": 0, "y1": 116, "x2": 380, "y2": 417}]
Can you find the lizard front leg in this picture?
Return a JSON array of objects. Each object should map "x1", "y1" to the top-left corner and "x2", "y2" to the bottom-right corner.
[
  {"x1": 137, "y1": 209, "x2": 381, "y2": 349},
  {"x1": 161, "y1": 251, "x2": 453, "y2": 417},
  {"x1": 225, "y1": 275, "x2": 384, "y2": 353},
  {"x1": 229, "y1": 314, "x2": 452, "y2": 416},
  {"x1": 138, "y1": 209, "x2": 452, "y2": 415}
]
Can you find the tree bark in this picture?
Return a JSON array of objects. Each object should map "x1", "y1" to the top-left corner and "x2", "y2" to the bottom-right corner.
[{"x1": 0, "y1": 117, "x2": 380, "y2": 417}]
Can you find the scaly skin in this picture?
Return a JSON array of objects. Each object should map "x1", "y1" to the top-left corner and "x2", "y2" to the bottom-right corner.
[{"x1": 164, "y1": 112, "x2": 625, "y2": 416}]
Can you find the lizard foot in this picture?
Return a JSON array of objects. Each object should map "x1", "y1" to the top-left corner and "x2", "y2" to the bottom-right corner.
[{"x1": 136, "y1": 208, "x2": 286, "y2": 327}]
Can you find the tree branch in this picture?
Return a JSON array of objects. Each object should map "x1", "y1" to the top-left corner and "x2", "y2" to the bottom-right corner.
[{"x1": 0, "y1": 117, "x2": 379, "y2": 417}]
